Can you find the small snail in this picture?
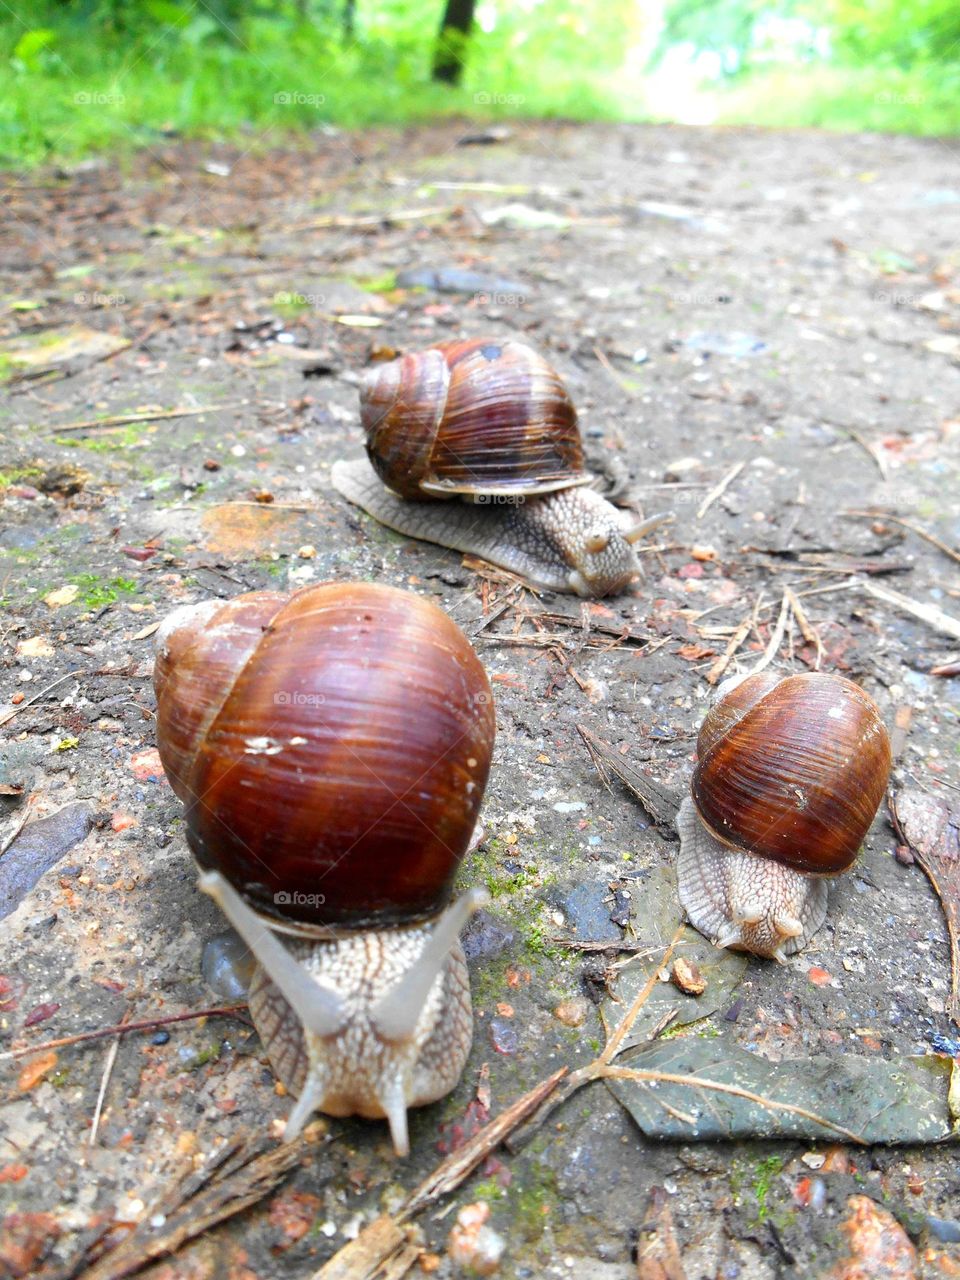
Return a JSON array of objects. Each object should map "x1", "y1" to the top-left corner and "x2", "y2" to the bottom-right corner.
[
  {"x1": 331, "y1": 338, "x2": 666, "y2": 597},
  {"x1": 676, "y1": 671, "x2": 891, "y2": 962},
  {"x1": 153, "y1": 582, "x2": 496, "y2": 1154}
]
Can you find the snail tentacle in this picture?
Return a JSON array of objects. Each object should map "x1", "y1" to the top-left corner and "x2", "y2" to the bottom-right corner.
[
  {"x1": 676, "y1": 796, "x2": 829, "y2": 959},
  {"x1": 372, "y1": 888, "x2": 488, "y2": 1042},
  {"x1": 198, "y1": 871, "x2": 346, "y2": 1037}
]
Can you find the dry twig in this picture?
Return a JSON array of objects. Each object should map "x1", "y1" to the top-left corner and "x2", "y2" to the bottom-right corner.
[
  {"x1": 49, "y1": 405, "x2": 242, "y2": 434},
  {"x1": 696, "y1": 460, "x2": 745, "y2": 520},
  {"x1": 0, "y1": 1005, "x2": 249, "y2": 1062},
  {"x1": 845, "y1": 510, "x2": 960, "y2": 568},
  {"x1": 861, "y1": 582, "x2": 960, "y2": 642}
]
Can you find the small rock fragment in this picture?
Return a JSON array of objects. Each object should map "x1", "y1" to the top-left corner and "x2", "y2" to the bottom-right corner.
[
  {"x1": 446, "y1": 1202, "x2": 504, "y2": 1276},
  {"x1": 671, "y1": 958, "x2": 706, "y2": 996},
  {"x1": 926, "y1": 1217, "x2": 960, "y2": 1244},
  {"x1": 554, "y1": 997, "x2": 589, "y2": 1027},
  {"x1": 821, "y1": 1195, "x2": 917, "y2": 1279},
  {"x1": 801, "y1": 1151, "x2": 826, "y2": 1169},
  {"x1": 488, "y1": 1018, "x2": 519, "y2": 1056}
]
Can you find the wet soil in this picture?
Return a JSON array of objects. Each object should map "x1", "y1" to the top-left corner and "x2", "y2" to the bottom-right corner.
[{"x1": 1, "y1": 120, "x2": 959, "y2": 1278}]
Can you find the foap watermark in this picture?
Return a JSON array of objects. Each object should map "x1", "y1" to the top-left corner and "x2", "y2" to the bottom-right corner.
[
  {"x1": 74, "y1": 91, "x2": 125, "y2": 106},
  {"x1": 274, "y1": 91, "x2": 326, "y2": 107},
  {"x1": 275, "y1": 890, "x2": 325, "y2": 908},
  {"x1": 873, "y1": 291, "x2": 924, "y2": 307},
  {"x1": 74, "y1": 291, "x2": 126, "y2": 307},
  {"x1": 470, "y1": 493, "x2": 526, "y2": 505},
  {"x1": 474, "y1": 291, "x2": 527, "y2": 308},
  {"x1": 668, "y1": 290, "x2": 733, "y2": 307},
  {"x1": 274, "y1": 290, "x2": 326, "y2": 308},
  {"x1": 274, "y1": 690, "x2": 326, "y2": 706},
  {"x1": 875, "y1": 90, "x2": 924, "y2": 106},
  {"x1": 474, "y1": 91, "x2": 525, "y2": 107}
]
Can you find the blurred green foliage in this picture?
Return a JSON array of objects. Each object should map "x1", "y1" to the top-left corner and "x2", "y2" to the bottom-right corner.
[{"x1": 0, "y1": 0, "x2": 957, "y2": 167}]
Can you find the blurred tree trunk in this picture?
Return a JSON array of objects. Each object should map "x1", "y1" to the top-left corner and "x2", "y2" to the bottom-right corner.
[
  {"x1": 432, "y1": 0, "x2": 475, "y2": 84},
  {"x1": 342, "y1": 0, "x2": 356, "y2": 41}
]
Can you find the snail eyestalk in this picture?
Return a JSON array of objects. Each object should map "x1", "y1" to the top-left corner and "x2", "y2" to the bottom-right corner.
[
  {"x1": 623, "y1": 512, "x2": 672, "y2": 544},
  {"x1": 198, "y1": 871, "x2": 346, "y2": 1038},
  {"x1": 372, "y1": 888, "x2": 489, "y2": 1042}
]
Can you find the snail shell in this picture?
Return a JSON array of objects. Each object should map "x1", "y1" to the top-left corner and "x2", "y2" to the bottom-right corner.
[
  {"x1": 333, "y1": 338, "x2": 666, "y2": 597},
  {"x1": 361, "y1": 338, "x2": 590, "y2": 499},
  {"x1": 676, "y1": 671, "x2": 891, "y2": 960},
  {"x1": 154, "y1": 582, "x2": 496, "y2": 1153}
]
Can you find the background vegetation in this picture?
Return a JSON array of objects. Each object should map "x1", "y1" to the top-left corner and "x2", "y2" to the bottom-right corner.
[{"x1": 1, "y1": 0, "x2": 958, "y2": 168}]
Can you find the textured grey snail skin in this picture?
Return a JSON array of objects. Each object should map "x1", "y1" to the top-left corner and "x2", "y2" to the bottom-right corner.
[
  {"x1": 676, "y1": 796, "x2": 829, "y2": 963},
  {"x1": 331, "y1": 456, "x2": 664, "y2": 598},
  {"x1": 199, "y1": 872, "x2": 486, "y2": 1156}
]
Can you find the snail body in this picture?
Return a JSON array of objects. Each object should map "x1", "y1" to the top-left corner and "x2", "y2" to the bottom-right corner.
[
  {"x1": 676, "y1": 671, "x2": 891, "y2": 961},
  {"x1": 154, "y1": 583, "x2": 495, "y2": 1154},
  {"x1": 331, "y1": 338, "x2": 665, "y2": 597}
]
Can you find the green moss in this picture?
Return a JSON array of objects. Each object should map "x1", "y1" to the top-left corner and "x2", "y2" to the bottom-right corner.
[
  {"x1": 56, "y1": 423, "x2": 146, "y2": 452},
  {"x1": 187, "y1": 1041, "x2": 222, "y2": 1069},
  {"x1": 753, "y1": 1155, "x2": 783, "y2": 1221},
  {"x1": 272, "y1": 290, "x2": 312, "y2": 319},
  {"x1": 72, "y1": 573, "x2": 138, "y2": 609},
  {"x1": 353, "y1": 271, "x2": 398, "y2": 294}
]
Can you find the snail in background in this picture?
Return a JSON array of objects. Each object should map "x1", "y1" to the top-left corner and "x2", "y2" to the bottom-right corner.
[
  {"x1": 153, "y1": 582, "x2": 496, "y2": 1155},
  {"x1": 676, "y1": 671, "x2": 891, "y2": 962},
  {"x1": 331, "y1": 338, "x2": 667, "y2": 597}
]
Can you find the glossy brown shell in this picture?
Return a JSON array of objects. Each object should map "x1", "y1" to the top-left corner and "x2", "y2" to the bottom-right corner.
[
  {"x1": 359, "y1": 338, "x2": 590, "y2": 500},
  {"x1": 692, "y1": 672, "x2": 891, "y2": 874},
  {"x1": 154, "y1": 583, "x2": 496, "y2": 929}
]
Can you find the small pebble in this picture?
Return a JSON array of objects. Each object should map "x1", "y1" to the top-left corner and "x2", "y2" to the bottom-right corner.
[
  {"x1": 553, "y1": 997, "x2": 589, "y2": 1027},
  {"x1": 489, "y1": 1017, "x2": 519, "y2": 1055},
  {"x1": 446, "y1": 1202, "x2": 504, "y2": 1276},
  {"x1": 926, "y1": 1216, "x2": 960, "y2": 1243},
  {"x1": 671, "y1": 957, "x2": 706, "y2": 996}
]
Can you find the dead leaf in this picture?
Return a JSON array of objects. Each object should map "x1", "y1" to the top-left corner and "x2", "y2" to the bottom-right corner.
[
  {"x1": 15, "y1": 636, "x2": 54, "y2": 659},
  {"x1": 637, "y1": 1186, "x2": 687, "y2": 1280},
  {"x1": 43, "y1": 584, "x2": 79, "y2": 609},
  {"x1": 0, "y1": 1211, "x2": 61, "y2": 1277},
  {"x1": 17, "y1": 1051, "x2": 57, "y2": 1091},
  {"x1": 0, "y1": 326, "x2": 129, "y2": 381},
  {"x1": 131, "y1": 621, "x2": 161, "y2": 641},
  {"x1": 268, "y1": 1190, "x2": 322, "y2": 1247},
  {"x1": 200, "y1": 503, "x2": 318, "y2": 560},
  {"x1": 606, "y1": 1040, "x2": 956, "y2": 1143},
  {"x1": 890, "y1": 788, "x2": 960, "y2": 1024}
]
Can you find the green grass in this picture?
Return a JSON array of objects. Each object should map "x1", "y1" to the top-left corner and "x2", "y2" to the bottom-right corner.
[
  {"x1": 713, "y1": 62, "x2": 960, "y2": 134},
  {"x1": 1, "y1": 15, "x2": 958, "y2": 170},
  {"x1": 0, "y1": 18, "x2": 626, "y2": 169}
]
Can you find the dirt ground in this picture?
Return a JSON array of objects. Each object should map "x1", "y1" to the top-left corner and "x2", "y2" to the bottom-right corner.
[{"x1": 1, "y1": 120, "x2": 960, "y2": 1279}]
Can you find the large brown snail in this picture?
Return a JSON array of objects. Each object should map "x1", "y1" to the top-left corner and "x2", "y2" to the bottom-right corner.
[
  {"x1": 153, "y1": 582, "x2": 496, "y2": 1154},
  {"x1": 331, "y1": 338, "x2": 666, "y2": 597},
  {"x1": 676, "y1": 671, "x2": 891, "y2": 961}
]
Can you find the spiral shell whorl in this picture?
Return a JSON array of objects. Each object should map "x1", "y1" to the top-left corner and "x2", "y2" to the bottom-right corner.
[
  {"x1": 358, "y1": 338, "x2": 589, "y2": 501},
  {"x1": 692, "y1": 672, "x2": 891, "y2": 875},
  {"x1": 153, "y1": 583, "x2": 496, "y2": 929}
]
